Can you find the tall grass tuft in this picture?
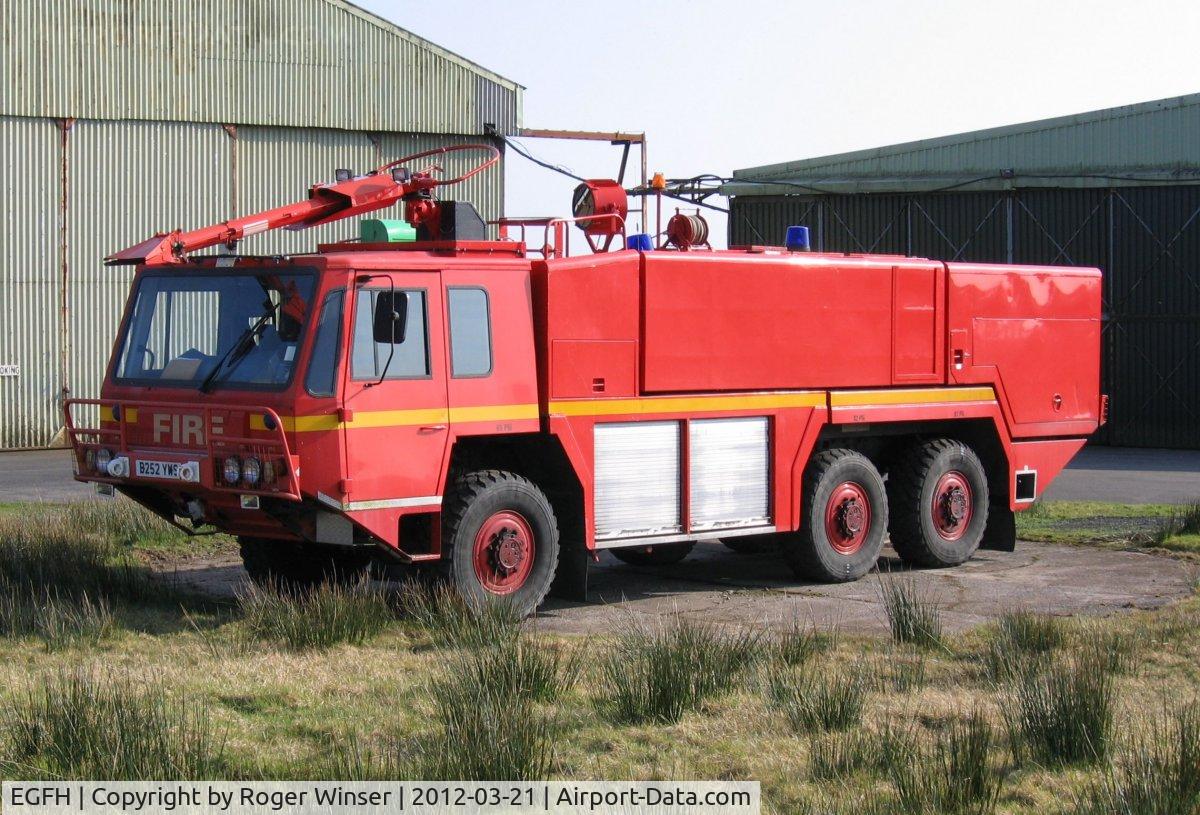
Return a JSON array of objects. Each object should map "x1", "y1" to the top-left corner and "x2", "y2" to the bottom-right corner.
[
  {"x1": 773, "y1": 615, "x2": 837, "y2": 666},
  {"x1": 984, "y1": 610, "x2": 1064, "y2": 679},
  {"x1": 1075, "y1": 622, "x2": 1138, "y2": 675},
  {"x1": 880, "y1": 577, "x2": 943, "y2": 648},
  {"x1": 400, "y1": 581, "x2": 521, "y2": 649},
  {"x1": 600, "y1": 618, "x2": 763, "y2": 724},
  {"x1": 0, "y1": 583, "x2": 115, "y2": 651},
  {"x1": 1006, "y1": 652, "x2": 1113, "y2": 767},
  {"x1": 1075, "y1": 701, "x2": 1200, "y2": 815},
  {"x1": 891, "y1": 711, "x2": 1003, "y2": 815},
  {"x1": 877, "y1": 649, "x2": 927, "y2": 692},
  {"x1": 3, "y1": 670, "x2": 224, "y2": 779},
  {"x1": 1151, "y1": 500, "x2": 1200, "y2": 546},
  {"x1": 766, "y1": 662, "x2": 869, "y2": 733},
  {"x1": 449, "y1": 637, "x2": 580, "y2": 704},
  {"x1": 326, "y1": 732, "x2": 413, "y2": 781},
  {"x1": 808, "y1": 722, "x2": 912, "y2": 780},
  {"x1": 59, "y1": 500, "x2": 174, "y2": 545},
  {"x1": 426, "y1": 658, "x2": 556, "y2": 780},
  {"x1": 240, "y1": 577, "x2": 392, "y2": 650},
  {"x1": 0, "y1": 508, "x2": 164, "y2": 603}
]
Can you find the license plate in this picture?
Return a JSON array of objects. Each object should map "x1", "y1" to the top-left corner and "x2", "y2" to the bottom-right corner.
[{"x1": 135, "y1": 459, "x2": 183, "y2": 480}]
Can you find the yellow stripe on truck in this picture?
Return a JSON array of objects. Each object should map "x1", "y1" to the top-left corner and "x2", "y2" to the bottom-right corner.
[
  {"x1": 829, "y1": 386, "x2": 995, "y2": 407},
  {"x1": 250, "y1": 404, "x2": 539, "y2": 433},
  {"x1": 245, "y1": 387, "x2": 993, "y2": 433},
  {"x1": 548, "y1": 391, "x2": 826, "y2": 417}
]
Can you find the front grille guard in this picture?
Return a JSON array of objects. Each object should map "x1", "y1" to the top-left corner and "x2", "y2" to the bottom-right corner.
[{"x1": 63, "y1": 398, "x2": 301, "y2": 501}]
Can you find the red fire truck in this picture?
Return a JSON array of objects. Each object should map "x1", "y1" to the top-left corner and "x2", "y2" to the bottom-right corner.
[{"x1": 65, "y1": 145, "x2": 1104, "y2": 615}]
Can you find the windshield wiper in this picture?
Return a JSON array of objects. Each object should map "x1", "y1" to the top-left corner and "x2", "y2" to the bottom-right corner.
[{"x1": 198, "y1": 307, "x2": 273, "y2": 393}]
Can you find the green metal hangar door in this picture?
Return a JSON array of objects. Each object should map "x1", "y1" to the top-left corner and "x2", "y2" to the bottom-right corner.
[
  {"x1": 0, "y1": 0, "x2": 520, "y2": 450},
  {"x1": 725, "y1": 94, "x2": 1200, "y2": 450}
]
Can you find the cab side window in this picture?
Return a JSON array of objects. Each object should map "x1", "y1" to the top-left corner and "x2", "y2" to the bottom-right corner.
[
  {"x1": 305, "y1": 289, "x2": 344, "y2": 396},
  {"x1": 447, "y1": 287, "x2": 492, "y2": 377},
  {"x1": 351, "y1": 288, "x2": 429, "y2": 379}
]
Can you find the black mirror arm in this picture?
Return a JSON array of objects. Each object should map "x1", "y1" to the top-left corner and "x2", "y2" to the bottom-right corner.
[{"x1": 356, "y1": 273, "x2": 397, "y2": 388}]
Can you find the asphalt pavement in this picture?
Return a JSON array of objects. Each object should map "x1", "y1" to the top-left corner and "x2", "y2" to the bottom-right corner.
[{"x1": 0, "y1": 445, "x2": 1196, "y2": 505}]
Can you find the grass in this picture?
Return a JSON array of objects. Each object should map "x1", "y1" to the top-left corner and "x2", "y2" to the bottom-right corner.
[
  {"x1": 3, "y1": 670, "x2": 225, "y2": 779},
  {"x1": 983, "y1": 610, "x2": 1064, "y2": 679},
  {"x1": 400, "y1": 581, "x2": 522, "y2": 649},
  {"x1": 1016, "y1": 499, "x2": 1200, "y2": 553},
  {"x1": 891, "y1": 711, "x2": 1003, "y2": 815},
  {"x1": 880, "y1": 577, "x2": 943, "y2": 648},
  {"x1": 766, "y1": 662, "x2": 870, "y2": 733},
  {"x1": 1, "y1": 499, "x2": 1199, "y2": 811},
  {"x1": 0, "y1": 585, "x2": 115, "y2": 651},
  {"x1": 807, "y1": 723, "x2": 911, "y2": 780},
  {"x1": 600, "y1": 618, "x2": 763, "y2": 724},
  {"x1": 1005, "y1": 651, "x2": 1114, "y2": 767},
  {"x1": 773, "y1": 614, "x2": 838, "y2": 666},
  {"x1": 1075, "y1": 701, "x2": 1200, "y2": 815},
  {"x1": 239, "y1": 577, "x2": 394, "y2": 650},
  {"x1": 422, "y1": 637, "x2": 576, "y2": 780}
]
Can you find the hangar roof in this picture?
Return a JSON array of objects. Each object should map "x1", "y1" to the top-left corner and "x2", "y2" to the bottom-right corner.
[{"x1": 725, "y1": 93, "x2": 1200, "y2": 196}]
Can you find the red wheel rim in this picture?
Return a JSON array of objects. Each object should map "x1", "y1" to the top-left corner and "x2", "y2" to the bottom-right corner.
[
  {"x1": 931, "y1": 470, "x2": 973, "y2": 541},
  {"x1": 472, "y1": 510, "x2": 535, "y2": 595},
  {"x1": 824, "y1": 482, "x2": 872, "y2": 555}
]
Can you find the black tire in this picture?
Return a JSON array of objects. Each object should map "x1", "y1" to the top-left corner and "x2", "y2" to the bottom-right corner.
[
  {"x1": 238, "y1": 536, "x2": 372, "y2": 591},
  {"x1": 440, "y1": 470, "x2": 559, "y2": 617},
  {"x1": 887, "y1": 438, "x2": 990, "y2": 567},
  {"x1": 610, "y1": 542, "x2": 695, "y2": 566},
  {"x1": 721, "y1": 534, "x2": 777, "y2": 554},
  {"x1": 780, "y1": 449, "x2": 888, "y2": 582}
]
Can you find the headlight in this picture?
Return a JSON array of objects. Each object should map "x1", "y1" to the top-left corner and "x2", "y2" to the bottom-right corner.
[
  {"x1": 241, "y1": 457, "x2": 261, "y2": 486},
  {"x1": 261, "y1": 458, "x2": 276, "y2": 485},
  {"x1": 84, "y1": 448, "x2": 96, "y2": 472},
  {"x1": 95, "y1": 448, "x2": 113, "y2": 473},
  {"x1": 222, "y1": 456, "x2": 242, "y2": 485}
]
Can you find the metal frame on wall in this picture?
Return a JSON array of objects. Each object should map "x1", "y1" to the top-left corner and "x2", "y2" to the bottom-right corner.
[{"x1": 730, "y1": 187, "x2": 1200, "y2": 449}]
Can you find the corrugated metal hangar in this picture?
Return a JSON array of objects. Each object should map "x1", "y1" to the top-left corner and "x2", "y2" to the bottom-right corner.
[
  {"x1": 0, "y1": 0, "x2": 520, "y2": 449},
  {"x1": 725, "y1": 94, "x2": 1200, "y2": 450}
]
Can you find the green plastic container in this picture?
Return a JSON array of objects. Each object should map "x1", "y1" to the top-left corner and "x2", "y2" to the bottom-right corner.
[{"x1": 360, "y1": 218, "x2": 416, "y2": 243}]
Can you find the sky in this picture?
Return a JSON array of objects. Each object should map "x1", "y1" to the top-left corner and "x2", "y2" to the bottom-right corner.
[{"x1": 355, "y1": 0, "x2": 1200, "y2": 247}]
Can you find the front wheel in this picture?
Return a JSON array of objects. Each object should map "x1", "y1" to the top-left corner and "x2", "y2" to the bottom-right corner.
[
  {"x1": 779, "y1": 449, "x2": 888, "y2": 582},
  {"x1": 440, "y1": 470, "x2": 560, "y2": 617}
]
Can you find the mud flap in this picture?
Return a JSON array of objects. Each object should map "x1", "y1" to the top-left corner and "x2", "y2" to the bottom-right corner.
[
  {"x1": 550, "y1": 540, "x2": 589, "y2": 602},
  {"x1": 981, "y1": 503, "x2": 1016, "y2": 552}
]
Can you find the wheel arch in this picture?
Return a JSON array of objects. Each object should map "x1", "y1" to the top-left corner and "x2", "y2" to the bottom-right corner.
[{"x1": 445, "y1": 432, "x2": 585, "y2": 552}]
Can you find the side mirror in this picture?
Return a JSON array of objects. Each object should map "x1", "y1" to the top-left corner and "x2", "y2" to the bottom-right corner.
[{"x1": 372, "y1": 290, "x2": 408, "y2": 345}]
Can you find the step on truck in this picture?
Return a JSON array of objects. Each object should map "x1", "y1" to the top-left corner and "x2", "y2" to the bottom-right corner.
[{"x1": 65, "y1": 145, "x2": 1105, "y2": 615}]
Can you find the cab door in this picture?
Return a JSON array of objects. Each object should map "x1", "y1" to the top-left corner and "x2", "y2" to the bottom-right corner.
[{"x1": 340, "y1": 272, "x2": 449, "y2": 509}]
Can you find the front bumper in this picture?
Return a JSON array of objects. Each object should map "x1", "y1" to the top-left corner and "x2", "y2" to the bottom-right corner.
[{"x1": 63, "y1": 398, "x2": 302, "y2": 501}]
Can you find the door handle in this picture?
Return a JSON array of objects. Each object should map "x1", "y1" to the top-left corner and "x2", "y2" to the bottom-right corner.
[{"x1": 419, "y1": 424, "x2": 447, "y2": 433}]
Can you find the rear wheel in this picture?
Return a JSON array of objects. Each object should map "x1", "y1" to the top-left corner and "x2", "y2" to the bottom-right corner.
[
  {"x1": 887, "y1": 438, "x2": 989, "y2": 567},
  {"x1": 610, "y1": 542, "x2": 695, "y2": 566},
  {"x1": 440, "y1": 470, "x2": 559, "y2": 617},
  {"x1": 780, "y1": 449, "x2": 887, "y2": 582},
  {"x1": 238, "y1": 536, "x2": 372, "y2": 591}
]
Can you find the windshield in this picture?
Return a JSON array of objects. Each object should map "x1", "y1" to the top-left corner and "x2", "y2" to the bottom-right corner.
[{"x1": 114, "y1": 270, "x2": 316, "y2": 390}]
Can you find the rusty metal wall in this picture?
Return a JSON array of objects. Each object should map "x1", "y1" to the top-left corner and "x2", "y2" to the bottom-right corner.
[
  {"x1": 0, "y1": 117, "x2": 63, "y2": 448},
  {"x1": 0, "y1": 115, "x2": 504, "y2": 449},
  {"x1": 0, "y1": 0, "x2": 521, "y2": 135},
  {"x1": 731, "y1": 187, "x2": 1200, "y2": 449}
]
